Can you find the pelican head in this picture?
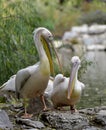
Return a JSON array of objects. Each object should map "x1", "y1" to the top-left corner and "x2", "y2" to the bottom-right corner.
[
  {"x1": 33, "y1": 27, "x2": 53, "y2": 42},
  {"x1": 67, "y1": 56, "x2": 81, "y2": 99}
]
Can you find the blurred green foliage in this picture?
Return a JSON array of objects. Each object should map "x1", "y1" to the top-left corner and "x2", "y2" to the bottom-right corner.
[{"x1": 0, "y1": 0, "x2": 55, "y2": 85}]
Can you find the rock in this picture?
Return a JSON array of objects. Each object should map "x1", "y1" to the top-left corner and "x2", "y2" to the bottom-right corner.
[
  {"x1": 73, "y1": 125, "x2": 103, "y2": 130},
  {"x1": 71, "y1": 24, "x2": 88, "y2": 34},
  {"x1": 0, "y1": 109, "x2": 13, "y2": 130},
  {"x1": 62, "y1": 31, "x2": 79, "y2": 43},
  {"x1": 88, "y1": 24, "x2": 106, "y2": 34},
  {"x1": 1, "y1": 103, "x2": 106, "y2": 129},
  {"x1": 62, "y1": 24, "x2": 106, "y2": 51},
  {"x1": 16, "y1": 118, "x2": 45, "y2": 129},
  {"x1": 82, "y1": 126, "x2": 103, "y2": 130},
  {"x1": 86, "y1": 44, "x2": 106, "y2": 51},
  {"x1": 40, "y1": 107, "x2": 106, "y2": 130},
  {"x1": 24, "y1": 128, "x2": 38, "y2": 130},
  {"x1": 40, "y1": 111, "x2": 89, "y2": 130},
  {"x1": 93, "y1": 110, "x2": 106, "y2": 126},
  {"x1": 27, "y1": 96, "x2": 53, "y2": 114},
  {"x1": 82, "y1": 34, "x2": 95, "y2": 45},
  {"x1": 79, "y1": 107, "x2": 99, "y2": 115}
]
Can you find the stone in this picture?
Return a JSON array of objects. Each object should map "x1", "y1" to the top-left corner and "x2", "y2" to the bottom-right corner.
[
  {"x1": 62, "y1": 31, "x2": 79, "y2": 42},
  {"x1": 16, "y1": 118, "x2": 45, "y2": 129},
  {"x1": 62, "y1": 24, "x2": 106, "y2": 51},
  {"x1": 0, "y1": 109, "x2": 13, "y2": 130},
  {"x1": 94, "y1": 110, "x2": 106, "y2": 126},
  {"x1": 82, "y1": 126, "x2": 103, "y2": 130},
  {"x1": 88, "y1": 24, "x2": 106, "y2": 34},
  {"x1": 71, "y1": 24, "x2": 88, "y2": 34},
  {"x1": 40, "y1": 111, "x2": 89, "y2": 130},
  {"x1": 79, "y1": 108, "x2": 96, "y2": 115},
  {"x1": 23, "y1": 128, "x2": 41, "y2": 130}
]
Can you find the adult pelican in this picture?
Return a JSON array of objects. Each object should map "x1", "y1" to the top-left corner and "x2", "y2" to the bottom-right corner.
[
  {"x1": 15, "y1": 27, "x2": 61, "y2": 118},
  {"x1": 50, "y1": 56, "x2": 85, "y2": 113}
]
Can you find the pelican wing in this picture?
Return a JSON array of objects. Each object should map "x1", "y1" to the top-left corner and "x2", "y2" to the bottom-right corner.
[
  {"x1": 15, "y1": 63, "x2": 39, "y2": 99},
  {"x1": 15, "y1": 69, "x2": 31, "y2": 99}
]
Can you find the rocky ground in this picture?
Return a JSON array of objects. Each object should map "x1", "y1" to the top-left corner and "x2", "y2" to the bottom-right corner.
[{"x1": 0, "y1": 92, "x2": 106, "y2": 130}]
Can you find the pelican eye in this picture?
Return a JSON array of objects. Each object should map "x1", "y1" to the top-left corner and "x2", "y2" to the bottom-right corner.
[
  {"x1": 48, "y1": 35, "x2": 53, "y2": 41},
  {"x1": 73, "y1": 61, "x2": 77, "y2": 66},
  {"x1": 73, "y1": 60, "x2": 80, "y2": 66}
]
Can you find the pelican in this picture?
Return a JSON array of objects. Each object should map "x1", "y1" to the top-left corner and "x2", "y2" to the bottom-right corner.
[
  {"x1": 14, "y1": 27, "x2": 61, "y2": 118},
  {"x1": 50, "y1": 56, "x2": 85, "y2": 113}
]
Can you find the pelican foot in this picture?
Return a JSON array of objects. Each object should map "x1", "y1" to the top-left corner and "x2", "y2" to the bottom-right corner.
[
  {"x1": 21, "y1": 113, "x2": 33, "y2": 119},
  {"x1": 71, "y1": 108, "x2": 78, "y2": 114},
  {"x1": 56, "y1": 107, "x2": 64, "y2": 111},
  {"x1": 70, "y1": 105, "x2": 78, "y2": 114},
  {"x1": 43, "y1": 107, "x2": 51, "y2": 112}
]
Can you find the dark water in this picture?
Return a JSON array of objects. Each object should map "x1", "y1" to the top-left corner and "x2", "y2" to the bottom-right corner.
[{"x1": 78, "y1": 51, "x2": 106, "y2": 109}]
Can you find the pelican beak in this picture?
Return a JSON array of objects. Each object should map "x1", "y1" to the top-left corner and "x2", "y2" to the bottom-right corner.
[
  {"x1": 41, "y1": 35, "x2": 63, "y2": 77},
  {"x1": 50, "y1": 41, "x2": 63, "y2": 75},
  {"x1": 67, "y1": 62, "x2": 79, "y2": 99},
  {"x1": 40, "y1": 35, "x2": 55, "y2": 76}
]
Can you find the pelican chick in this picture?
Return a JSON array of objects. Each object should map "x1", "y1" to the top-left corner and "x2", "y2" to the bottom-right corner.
[
  {"x1": 51, "y1": 56, "x2": 85, "y2": 113},
  {"x1": 15, "y1": 27, "x2": 61, "y2": 118}
]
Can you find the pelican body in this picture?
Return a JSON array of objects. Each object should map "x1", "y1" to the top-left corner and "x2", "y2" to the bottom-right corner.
[
  {"x1": 15, "y1": 27, "x2": 60, "y2": 117},
  {"x1": 51, "y1": 56, "x2": 85, "y2": 112},
  {"x1": 16, "y1": 63, "x2": 49, "y2": 99}
]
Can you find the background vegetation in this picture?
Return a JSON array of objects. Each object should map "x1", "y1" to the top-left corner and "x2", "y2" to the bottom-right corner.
[{"x1": 0, "y1": 0, "x2": 106, "y2": 85}]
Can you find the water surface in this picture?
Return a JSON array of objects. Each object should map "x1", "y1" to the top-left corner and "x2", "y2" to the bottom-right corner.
[{"x1": 78, "y1": 51, "x2": 106, "y2": 108}]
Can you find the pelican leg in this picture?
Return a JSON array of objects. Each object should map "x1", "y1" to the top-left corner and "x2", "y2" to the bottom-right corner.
[
  {"x1": 21, "y1": 99, "x2": 33, "y2": 118},
  {"x1": 40, "y1": 95, "x2": 48, "y2": 111},
  {"x1": 21, "y1": 108, "x2": 33, "y2": 119},
  {"x1": 70, "y1": 105, "x2": 77, "y2": 114}
]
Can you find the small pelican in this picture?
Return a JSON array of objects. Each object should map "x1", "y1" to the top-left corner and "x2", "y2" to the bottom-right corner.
[
  {"x1": 50, "y1": 56, "x2": 85, "y2": 113},
  {"x1": 12, "y1": 27, "x2": 62, "y2": 118}
]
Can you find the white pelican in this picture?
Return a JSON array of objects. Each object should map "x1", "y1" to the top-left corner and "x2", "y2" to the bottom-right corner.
[
  {"x1": 14, "y1": 27, "x2": 61, "y2": 118},
  {"x1": 50, "y1": 56, "x2": 85, "y2": 113}
]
